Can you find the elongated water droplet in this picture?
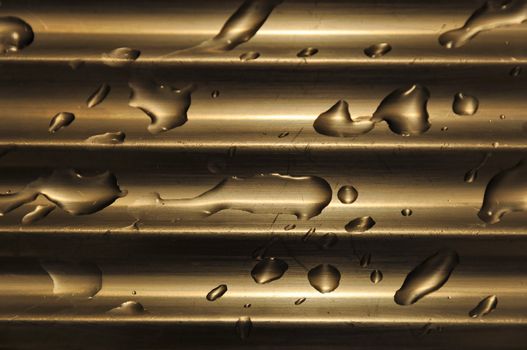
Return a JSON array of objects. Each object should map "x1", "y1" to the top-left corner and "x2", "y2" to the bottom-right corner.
[
  {"x1": 313, "y1": 100, "x2": 375, "y2": 137},
  {"x1": 129, "y1": 78, "x2": 194, "y2": 134},
  {"x1": 453, "y1": 92, "x2": 479, "y2": 115},
  {"x1": 68, "y1": 59, "x2": 85, "y2": 70},
  {"x1": 206, "y1": 284, "x2": 228, "y2": 301},
  {"x1": 85, "y1": 131, "x2": 125, "y2": 144},
  {"x1": 235, "y1": 316, "x2": 252, "y2": 340},
  {"x1": 240, "y1": 51, "x2": 260, "y2": 61},
  {"x1": 41, "y1": 261, "x2": 102, "y2": 298},
  {"x1": 370, "y1": 269, "x2": 383, "y2": 284},
  {"x1": 295, "y1": 297, "x2": 306, "y2": 305},
  {"x1": 251, "y1": 237, "x2": 278, "y2": 260},
  {"x1": 49, "y1": 112, "x2": 75, "y2": 133},
  {"x1": 318, "y1": 232, "x2": 338, "y2": 250},
  {"x1": 102, "y1": 47, "x2": 140, "y2": 67},
  {"x1": 284, "y1": 223, "x2": 296, "y2": 231},
  {"x1": 469, "y1": 295, "x2": 497, "y2": 317},
  {"x1": 394, "y1": 249, "x2": 459, "y2": 305},
  {"x1": 360, "y1": 253, "x2": 371, "y2": 268},
  {"x1": 478, "y1": 160, "x2": 527, "y2": 223},
  {"x1": 297, "y1": 47, "x2": 318, "y2": 57},
  {"x1": 401, "y1": 208, "x2": 413, "y2": 216},
  {"x1": 22, "y1": 204, "x2": 55, "y2": 224},
  {"x1": 439, "y1": 0, "x2": 527, "y2": 48},
  {"x1": 87, "y1": 83, "x2": 111, "y2": 108},
  {"x1": 278, "y1": 131, "x2": 289, "y2": 138},
  {"x1": 364, "y1": 43, "x2": 392, "y2": 58},
  {"x1": 109, "y1": 301, "x2": 145, "y2": 315},
  {"x1": 0, "y1": 17, "x2": 34, "y2": 53},
  {"x1": 465, "y1": 153, "x2": 491, "y2": 183},
  {"x1": 337, "y1": 185, "x2": 358, "y2": 204},
  {"x1": 251, "y1": 257, "x2": 288, "y2": 284},
  {"x1": 510, "y1": 66, "x2": 522, "y2": 77},
  {"x1": 345, "y1": 216, "x2": 376, "y2": 233},
  {"x1": 0, "y1": 169, "x2": 126, "y2": 217},
  {"x1": 302, "y1": 227, "x2": 316, "y2": 242},
  {"x1": 372, "y1": 84, "x2": 431, "y2": 136},
  {"x1": 308, "y1": 264, "x2": 340, "y2": 293}
]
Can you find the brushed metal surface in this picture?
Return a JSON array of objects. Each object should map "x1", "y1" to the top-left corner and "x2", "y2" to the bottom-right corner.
[{"x1": 0, "y1": 0, "x2": 526, "y2": 349}]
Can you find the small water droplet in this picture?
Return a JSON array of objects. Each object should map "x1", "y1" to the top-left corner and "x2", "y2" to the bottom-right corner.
[
  {"x1": 510, "y1": 66, "x2": 522, "y2": 77},
  {"x1": 284, "y1": 223, "x2": 296, "y2": 231},
  {"x1": 318, "y1": 232, "x2": 338, "y2": 250},
  {"x1": 370, "y1": 269, "x2": 383, "y2": 284},
  {"x1": 337, "y1": 185, "x2": 358, "y2": 204},
  {"x1": 401, "y1": 208, "x2": 413, "y2": 216},
  {"x1": 441, "y1": 126, "x2": 448, "y2": 131},
  {"x1": 102, "y1": 47, "x2": 140, "y2": 67},
  {"x1": 87, "y1": 83, "x2": 111, "y2": 108},
  {"x1": 308, "y1": 264, "x2": 341, "y2": 293},
  {"x1": 345, "y1": 216, "x2": 376, "y2": 233},
  {"x1": 85, "y1": 131, "x2": 125, "y2": 144},
  {"x1": 294, "y1": 297, "x2": 306, "y2": 305},
  {"x1": 132, "y1": 290, "x2": 137, "y2": 295},
  {"x1": 108, "y1": 301, "x2": 145, "y2": 315},
  {"x1": 394, "y1": 249, "x2": 459, "y2": 305},
  {"x1": 240, "y1": 51, "x2": 260, "y2": 61},
  {"x1": 453, "y1": 92, "x2": 478, "y2": 115},
  {"x1": 499, "y1": 114, "x2": 506, "y2": 119},
  {"x1": 21, "y1": 204, "x2": 55, "y2": 224},
  {"x1": 206, "y1": 284, "x2": 228, "y2": 301},
  {"x1": 469, "y1": 295, "x2": 498, "y2": 317},
  {"x1": 492, "y1": 142, "x2": 499, "y2": 148},
  {"x1": 235, "y1": 316, "x2": 252, "y2": 340},
  {"x1": 251, "y1": 257, "x2": 288, "y2": 284},
  {"x1": 0, "y1": 17, "x2": 34, "y2": 53},
  {"x1": 207, "y1": 158, "x2": 227, "y2": 174},
  {"x1": 363, "y1": 43, "x2": 392, "y2": 58},
  {"x1": 243, "y1": 303, "x2": 251, "y2": 308},
  {"x1": 278, "y1": 131, "x2": 289, "y2": 138},
  {"x1": 360, "y1": 253, "x2": 371, "y2": 268},
  {"x1": 464, "y1": 153, "x2": 491, "y2": 184},
  {"x1": 211, "y1": 90, "x2": 220, "y2": 98},
  {"x1": 297, "y1": 47, "x2": 318, "y2": 57},
  {"x1": 49, "y1": 112, "x2": 75, "y2": 133},
  {"x1": 68, "y1": 59, "x2": 85, "y2": 70},
  {"x1": 41, "y1": 261, "x2": 102, "y2": 298}
]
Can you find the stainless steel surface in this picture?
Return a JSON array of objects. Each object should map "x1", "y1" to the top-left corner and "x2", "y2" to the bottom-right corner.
[{"x1": 0, "y1": 0, "x2": 526, "y2": 349}]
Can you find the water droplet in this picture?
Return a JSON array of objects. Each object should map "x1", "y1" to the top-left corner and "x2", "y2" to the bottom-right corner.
[
  {"x1": 235, "y1": 316, "x2": 252, "y2": 340},
  {"x1": 302, "y1": 227, "x2": 316, "y2": 242},
  {"x1": 345, "y1": 216, "x2": 376, "y2": 233},
  {"x1": 132, "y1": 174, "x2": 332, "y2": 220},
  {"x1": 243, "y1": 303, "x2": 251, "y2": 308},
  {"x1": 337, "y1": 185, "x2": 358, "y2": 204},
  {"x1": 251, "y1": 257, "x2": 288, "y2": 284},
  {"x1": 469, "y1": 295, "x2": 498, "y2": 317},
  {"x1": 0, "y1": 17, "x2": 34, "y2": 53},
  {"x1": 401, "y1": 208, "x2": 413, "y2": 216},
  {"x1": 453, "y1": 92, "x2": 479, "y2": 115},
  {"x1": 240, "y1": 51, "x2": 260, "y2": 61},
  {"x1": 206, "y1": 284, "x2": 228, "y2": 301},
  {"x1": 394, "y1": 249, "x2": 459, "y2": 305},
  {"x1": 0, "y1": 169, "x2": 126, "y2": 217},
  {"x1": 278, "y1": 131, "x2": 289, "y2": 138},
  {"x1": 85, "y1": 131, "x2": 125, "y2": 144},
  {"x1": 297, "y1": 47, "x2": 318, "y2": 57},
  {"x1": 166, "y1": 0, "x2": 282, "y2": 54},
  {"x1": 370, "y1": 269, "x2": 383, "y2": 284},
  {"x1": 87, "y1": 83, "x2": 111, "y2": 108},
  {"x1": 478, "y1": 160, "x2": 527, "y2": 224},
  {"x1": 308, "y1": 264, "x2": 341, "y2": 293},
  {"x1": 102, "y1": 47, "x2": 140, "y2": 67},
  {"x1": 318, "y1": 232, "x2": 338, "y2": 250},
  {"x1": 313, "y1": 100, "x2": 375, "y2": 137},
  {"x1": 49, "y1": 112, "x2": 75, "y2": 133},
  {"x1": 510, "y1": 65, "x2": 522, "y2": 77},
  {"x1": 294, "y1": 297, "x2": 306, "y2": 305},
  {"x1": 464, "y1": 153, "x2": 491, "y2": 184},
  {"x1": 128, "y1": 78, "x2": 194, "y2": 134},
  {"x1": 68, "y1": 59, "x2": 85, "y2": 70},
  {"x1": 363, "y1": 43, "x2": 392, "y2": 58},
  {"x1": 439, "y1": 1, "x2": 527, "y2": 48},
  {"x1": 41, "y1": 261, "x2": 102, "y2": 298},
  {"x1": 211, "y1": 90, "x2": 220, "y2": 98},
  {"x1": 108, "y1": 301, "x2": 145, "y2": 315},
  {"x1": 360, "y1": 253, "x2": 371, "y2": 268},
  {"x1": 371, "y1": 84, "x2": 431, "y2": 136},
  {"x1": 284, "y1": 223, "x2": 296, "y2": 231},
  {"x1": 21, "y1": 204, "x2": 55, "y2": 224}
]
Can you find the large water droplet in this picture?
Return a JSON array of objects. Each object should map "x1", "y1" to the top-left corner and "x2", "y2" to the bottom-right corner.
[
  {"x1": 469, "y1": 295, "x2": 498, "y2": 317},
  {"x1": 0, "y1": 17, "x2": 34, "y2": 53},
  {"x1": 363, "y1": 43, "x2": 392, "y2": 58},
  {"x1": 308, "y1": 264, "x2": 341, "y2": 293},
  {"x1": 49, "y1": 112, "x2": 75, "y2": 133},
  {"x1": 251, "y1": 257, "x2": 288, "y2": 284},
  {"x1": 41, "y1": 261, "x2": 102, "y2": 298},
  {"x1": 313, "y1": 100, "x2": 375, "y2": 137},
  {"x1": 394, "y1": 249, "x2": 459, "y2": 305},
  {"x1": 21, "y1": 204, "x2": 55, "y2": 224},
  {"x1": 371, "y1": 84, "x2": 431, "y2": 136},
  {"x1": 453, "y1": 92, "x2": 479, "y2": 115},
  {"x1": 297, "y1": 47, "x2": 318, "y2": 57},
  {"x1": 85, "y1": 131, "x2": 125, "y2": 144},
  {"x1": 109, "y1": 301, "x2": 145, "y2": 315},
  {"x1": 370, "y1": 269, "x2": 383, "y2": 284},
  {"x1": 235, "y1": 316, "x2": 252, "y2": 340},
  {"x1": 439, "y1": 0, "x2": 527, "y2": 48},
  {"x1": 206, "y1": 284, "x2": 228, "y2": 301},
  {"x1": 345, "y1": 216, "x2": 376, "y2": 233},
  {"x1": 87, "y1": 83, "x2": 111, "y2": 108},
  {"x1": 478, "y1": 160, "x2": 527, "y2": 224},
  {"x1": 337, "y1": 185, "x2": 358, "y2": 204},
  {"x1": 240, "y1": 51, "x2": 260, "y2": 61},
  {"x1": 128, "y1": 78, "x2": 193, "y2": 134},
  {"x1": 0, "y1": 169, "x2": 126, "y2": 217},
  {"x1": 102, "y1": 47, "x2": 140, "y2": 67}
]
